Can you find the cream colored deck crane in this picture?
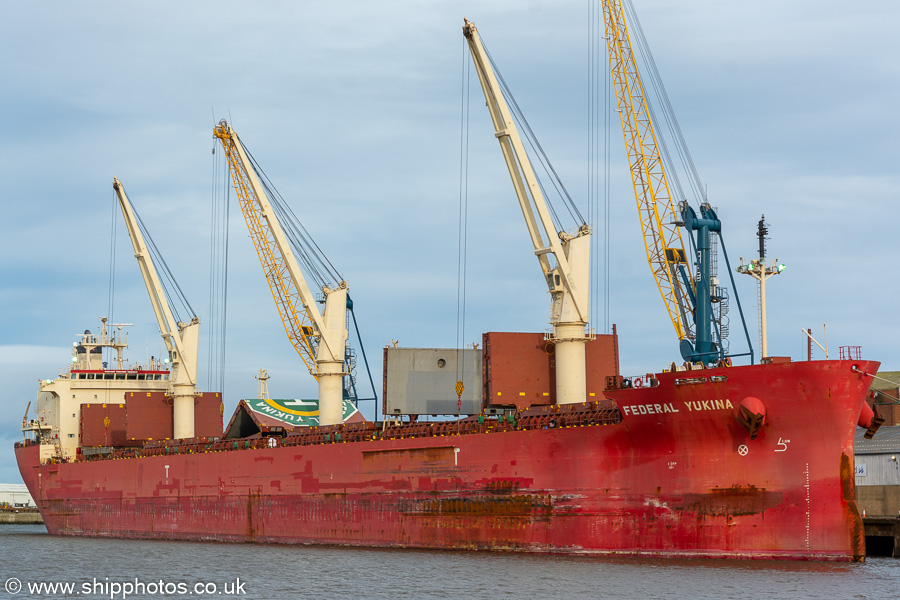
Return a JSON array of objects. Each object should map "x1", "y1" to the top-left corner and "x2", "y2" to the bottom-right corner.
[
  {"x1": 464, "y1": 19, "x2": 592, "y2": 405},
  {"x1": 113, "y1": 178, "x2": 200, "y2": 438},
  {"x1": 213, "y1": 121, "x2": 349, "y2": 426}
]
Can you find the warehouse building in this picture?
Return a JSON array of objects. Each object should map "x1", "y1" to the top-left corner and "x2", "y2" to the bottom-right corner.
[
  {"x1": 0, "y1": 483, "x2": 36, "y2": 508},
  {"x1": 855, "y1": 426, "x2": 900, "y2": 557}
]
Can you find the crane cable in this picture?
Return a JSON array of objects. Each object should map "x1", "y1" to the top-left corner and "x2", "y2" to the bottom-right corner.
[
  {"x1": 128, "y1": 190, "x2": 196, "y2": 324},
  {"x1": 208, "y1": 137, "x2": 230, "y2": 394},
  {"x1": 604, "y1": 8, "x2": 612, "y2": 334},
  {"x1": 240, "y1": 144, "x2": 344, "y2": 291},
  {"x1": 107, "y1": 187, "x2": 118, "y2": 326},
  {"x1": 588, "y1": 0, "x2": 611, "y2": 334},
  {"x1": 456, "y1": 37, "x2": 472, "y2": 416},
  {"x1": 481, "y1": 39, "x2": 587, "y2": 232},
  {"x1": 113, "y1": 181, "x2": 196, "y2": 325},
  {"x1": 622, "y1": 0, "x2": 705, "y2": 206}
]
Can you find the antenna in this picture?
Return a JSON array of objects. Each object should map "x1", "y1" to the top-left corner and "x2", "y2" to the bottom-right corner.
[
  {"x1": 255, "y1": 369, "x2": 270, "y2": 400},
  {"x1": 737, "y1": 215, "x2": 785, "y2": 359},
  {"x1": 757, "y1": 214, "x2": 768, "y2": 259}
]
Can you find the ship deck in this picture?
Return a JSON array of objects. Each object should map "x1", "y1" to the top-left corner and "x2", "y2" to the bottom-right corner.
[{"x1": 18, "y1": 400, "x2": 622, "y2": 463}]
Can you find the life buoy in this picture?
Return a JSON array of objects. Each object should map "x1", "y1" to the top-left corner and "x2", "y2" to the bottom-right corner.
[{"x1": 633, "y1": 377, "x2": 643, "y2": 388}]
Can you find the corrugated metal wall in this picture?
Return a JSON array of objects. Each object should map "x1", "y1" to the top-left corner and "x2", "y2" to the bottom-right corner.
[
  {"x1": 855, "y1": 453, "x2": 900, "y2": 486},
  {"x1": 383, "y1": 348, "x2": 482, "y2": 415},
  {"x1": 0, "y1": 484, "x2": 36, "y2": 508}
]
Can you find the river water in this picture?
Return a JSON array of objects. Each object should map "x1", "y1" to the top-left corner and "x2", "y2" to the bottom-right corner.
[{"x1": 1, "y1": 524, "x2": 897, "y2": 600}]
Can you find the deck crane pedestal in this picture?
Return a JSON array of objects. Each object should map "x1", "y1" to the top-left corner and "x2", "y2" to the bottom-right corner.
[
  {"x1": 464, "y1": 19, "x2": 592, "y2": 405},
  {"x1": 113, "y1": 178, "x2": 200, "y2": 439},
  {"x1": 213, "y1": 121, "x2": 349, "y2": 426},
  {"x1": 680, "y1": 203, "x2": 722, "y2": 363}
]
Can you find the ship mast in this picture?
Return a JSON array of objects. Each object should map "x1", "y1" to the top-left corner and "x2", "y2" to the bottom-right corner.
[
  {"x1": 736, "y1": 215, "x2": 785, "y2": 359},
  {"x1": 73, "y1": 318, "x2": 132, "y2": 370}
]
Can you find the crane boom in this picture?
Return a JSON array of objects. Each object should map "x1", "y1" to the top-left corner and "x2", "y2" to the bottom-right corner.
[
  {"x1": 113, "y1": 178, "x2": 199, "y2": 438},
  {"x1": 213, "y1": 121, "x2": 349, "y2": 426},
  {"x1": 602, "y1": 1, "x2": 749, "y2": 364},
  {"x1": 464, "y1": 19, "x2": 591, "y2": 405},
  {"x1": 214, "y1": 126, "x2": 318, "y2": 375},
  {"x1": 602, "y1": 1, "x2": 693, "y2": 342}
]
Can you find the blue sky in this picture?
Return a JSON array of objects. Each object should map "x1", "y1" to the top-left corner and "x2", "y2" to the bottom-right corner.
[{"x1": 1, "y1": 0, "x2": 898, "y2": 484}]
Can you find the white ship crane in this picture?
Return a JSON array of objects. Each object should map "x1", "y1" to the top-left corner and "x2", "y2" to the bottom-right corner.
[
  {"x1": 113, "y1": 178, "x2": 200, "y2": 439},
  {"x1": 213, "y1": 121, "x2": 349, "y2": 426},
  {"x1": 463, "y1": 19, "x2": 592, "y2": 405}
]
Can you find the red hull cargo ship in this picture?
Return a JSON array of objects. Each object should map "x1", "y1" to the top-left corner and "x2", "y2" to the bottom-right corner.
[
  {"x1": 15, "y1": 326, "x2": 879, "y2": 560},
  {"x1": 12, "y1": 13, "x2": 883, "y2": 562}
]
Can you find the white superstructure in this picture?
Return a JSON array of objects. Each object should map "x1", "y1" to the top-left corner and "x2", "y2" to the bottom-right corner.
[{"x1": 22, "y1": 318, "x2": 170, "y2": 461}]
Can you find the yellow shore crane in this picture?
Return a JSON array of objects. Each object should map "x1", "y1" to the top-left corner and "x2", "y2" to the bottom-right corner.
[
  {"x1": 601, "y1": 0, "x2": 693, "y2": 345},
  {"x1": 213, "y1": 121, "x2": 349, "y2": 425},
  {"x1": 601, "y1": 1, "x2": 752, "y2": 363}
]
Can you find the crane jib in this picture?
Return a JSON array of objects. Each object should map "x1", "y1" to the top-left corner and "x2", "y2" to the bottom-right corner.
[{"x1": 602, "y1": 1, "x2": 752, "y2": 365}]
